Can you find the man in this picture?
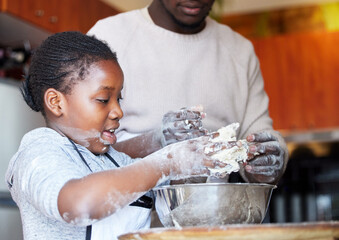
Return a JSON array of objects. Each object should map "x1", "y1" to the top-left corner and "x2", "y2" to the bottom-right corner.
[{"x1": 88, "y1": 0, "x2": 288, "y2": 185}]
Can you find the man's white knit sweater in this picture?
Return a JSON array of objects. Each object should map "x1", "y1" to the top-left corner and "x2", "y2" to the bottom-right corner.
[{"x1": 88, "y1": 9, "x2": 285, "y2": 149}]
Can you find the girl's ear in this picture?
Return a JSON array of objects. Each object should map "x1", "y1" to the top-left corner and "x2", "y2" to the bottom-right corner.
[{"x1": 44, "y1": 88, "x2": 66, "y2": 117}]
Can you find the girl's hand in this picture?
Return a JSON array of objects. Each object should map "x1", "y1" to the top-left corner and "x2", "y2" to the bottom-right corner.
[
  {"x1": 160, "y1": 105, "x2": 208, "y2": 146},
  {"x1": 157, "y1": 134, "x2": 235, "y2": 179}
]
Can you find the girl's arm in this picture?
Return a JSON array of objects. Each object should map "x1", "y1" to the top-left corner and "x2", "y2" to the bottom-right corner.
[{"x1": 58, "y1": 135, "x2": 225, "y2": 222}]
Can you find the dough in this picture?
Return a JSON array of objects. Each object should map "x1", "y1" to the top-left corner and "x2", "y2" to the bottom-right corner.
[{"x1": 207, "y1": 123, "x2": 249, "y2": 177}]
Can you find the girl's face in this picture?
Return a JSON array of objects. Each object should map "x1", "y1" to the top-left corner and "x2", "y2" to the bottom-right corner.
[{"x1": 56, "y1": 60, "x2": 124, "y2": 154}]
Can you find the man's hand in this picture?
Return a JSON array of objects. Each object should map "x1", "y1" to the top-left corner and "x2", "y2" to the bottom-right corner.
[
  {"x1": 161, "y1": 105, "x2": 208, "y2": 146},
  {"x1": 244, "y1": 131, "x2": 286, "y2": 184}
]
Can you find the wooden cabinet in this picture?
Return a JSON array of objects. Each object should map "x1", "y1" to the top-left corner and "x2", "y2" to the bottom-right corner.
[
  {"x1": 220, "y1": 5, "x2": 339, "y2": 132},
  {"x1": 251, "y1": 31, "x2": 339, "y2": 131},
  {"x1": 0, "y1": 0, "x2": 119, "y2": 33},
  {"x1": 4, "y1": 0, "x2": 59, "y2": 32}
]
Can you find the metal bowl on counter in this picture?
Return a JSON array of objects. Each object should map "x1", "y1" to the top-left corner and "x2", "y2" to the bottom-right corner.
[{"x1": 152, "y1": 183, "x2": 276, "y2": 227}]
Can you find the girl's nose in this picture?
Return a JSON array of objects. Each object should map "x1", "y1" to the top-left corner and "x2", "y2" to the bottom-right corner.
[{"x1": 109, "y1": 103, "x2": 123, "y2": 120}]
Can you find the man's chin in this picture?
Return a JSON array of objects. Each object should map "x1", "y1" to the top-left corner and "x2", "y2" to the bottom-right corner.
[{"x1": 175, "y1": 16, "x2": 206, "y2": 30}]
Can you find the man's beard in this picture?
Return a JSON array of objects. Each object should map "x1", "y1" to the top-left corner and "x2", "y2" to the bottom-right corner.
[
  {"x1": 160, "y1": 0, "x2": 209, "y2": 30},
  {"x1": 171, "y1": 13, "x2": 206, "y2": 30}
]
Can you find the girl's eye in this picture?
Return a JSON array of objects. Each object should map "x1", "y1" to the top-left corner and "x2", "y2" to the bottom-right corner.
[{"x1": 97, "y1": 99, "x2": 109, "y2": 104}]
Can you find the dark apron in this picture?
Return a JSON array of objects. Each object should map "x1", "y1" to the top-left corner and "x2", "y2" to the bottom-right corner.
[{"x1": 67, "y1": 139, "x2": 153, "y2": 240}]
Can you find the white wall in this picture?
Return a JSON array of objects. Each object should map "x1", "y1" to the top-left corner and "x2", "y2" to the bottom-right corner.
[
  {"x1": 217, "y1": 0, "x2": 339, "y2": 15},
  {"x1": 102, "y1": 0, "x2": 339, "y2": 14},
  {"x1": 0, "y1": 80, "x2": 45, "y2": 240},
  {"x1": 0, "y1": 80, "x2": 45, "y2": 191},
  {"x1": 101, "y1": 0, "x2": 151, "y2": 11}
]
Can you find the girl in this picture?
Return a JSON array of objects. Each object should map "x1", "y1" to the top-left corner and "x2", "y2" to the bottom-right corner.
[{"x1": 5, "y1": 31, "x2": 229, "y2": 240}]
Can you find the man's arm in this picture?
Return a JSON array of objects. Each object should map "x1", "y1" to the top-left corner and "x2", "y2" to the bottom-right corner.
[
  {"x1": 114, "y1": 106, "x2": 208, "y2": 158},
  {"x1": 113, "y1": 130, "x2": 162, "y2": 158}
]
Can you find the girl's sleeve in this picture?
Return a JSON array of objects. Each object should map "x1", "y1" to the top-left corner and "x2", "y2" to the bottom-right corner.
[{"x1": 14, "y1": 143, "x2": 87, "y2": 223}]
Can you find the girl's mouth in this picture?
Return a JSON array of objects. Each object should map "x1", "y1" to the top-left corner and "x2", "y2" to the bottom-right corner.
[{"x1": 102, "y1": 129, "x2": 117, "y2": 145}]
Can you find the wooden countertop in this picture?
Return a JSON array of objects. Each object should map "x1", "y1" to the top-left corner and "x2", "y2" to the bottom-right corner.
[{"x1": 118, "y1": 221, "x2": 339, "y2": 240}]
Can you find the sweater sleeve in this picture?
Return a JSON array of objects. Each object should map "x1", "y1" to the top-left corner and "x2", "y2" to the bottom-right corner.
[
  {"x1": 14, "y1": 143, "x2": 86, "y2": 223},
  {"x1": 238, "y1": 45, "x2": 289, "y2": 179},
  {"x1": 237, "y1": 46, "x2": 273, "y2": 139}
]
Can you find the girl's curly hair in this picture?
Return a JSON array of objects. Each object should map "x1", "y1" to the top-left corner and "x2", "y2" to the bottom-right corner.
[{"x1": 21, "y1": 31, "x2": 118, "y2": 116}]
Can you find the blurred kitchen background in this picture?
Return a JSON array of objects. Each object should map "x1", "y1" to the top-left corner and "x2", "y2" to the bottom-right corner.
[{"x1": 1, "y1": 0, "x2": 338, "y2": 239}]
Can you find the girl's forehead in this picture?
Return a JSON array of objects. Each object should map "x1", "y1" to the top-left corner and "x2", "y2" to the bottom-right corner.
[{"x1": 75, "y1": 60, "x2": 123, "y2": 90}]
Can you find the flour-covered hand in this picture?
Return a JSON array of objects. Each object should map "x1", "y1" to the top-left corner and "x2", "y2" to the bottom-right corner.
[
  {"x1": 244, "y1": 131, "x2": 285, "y2": 184},
  {"x1": 156, "y1": 135, "x2": 235, "y2": 180},
  {"x1": 161, "y1": 105, "x2": 208, "y2": 146}
]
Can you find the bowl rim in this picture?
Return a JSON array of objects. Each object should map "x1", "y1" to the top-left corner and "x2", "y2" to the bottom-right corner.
[{"x1": 153, "y1": 182, "x2": 277, "y2": 191}]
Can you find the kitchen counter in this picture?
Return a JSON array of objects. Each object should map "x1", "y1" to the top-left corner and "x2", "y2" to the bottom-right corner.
[
  {"x1": 0, "y1": 191, "x2": 16, "y2": 208},
  {"x1": 283, "y1": 128, "x2": 339, "y2": 144},
  {"x1": 119, "y1": 221, "x2": 339, "y2": 240},
  {"x1": 0, "y1": 191, "x2": 22, "y2": 240},
  {"x1": 281, "y1": 128, "x2": 339, "y2": 158}
]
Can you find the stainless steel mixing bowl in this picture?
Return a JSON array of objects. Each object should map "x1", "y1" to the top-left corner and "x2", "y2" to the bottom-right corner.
[{"x1": 153, "y1": 183, "x2": 276, "y2": 227}]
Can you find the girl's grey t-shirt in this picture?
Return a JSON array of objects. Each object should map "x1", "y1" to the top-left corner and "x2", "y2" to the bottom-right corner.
[{"x1": 5, "y1": 127, "x2": 142, "y2": 240}]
